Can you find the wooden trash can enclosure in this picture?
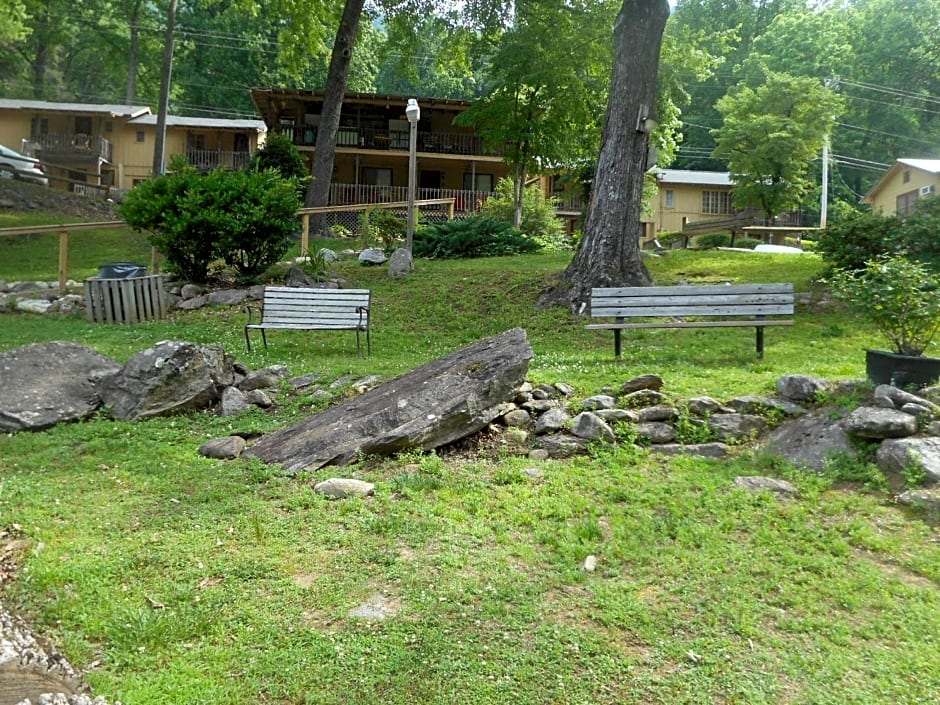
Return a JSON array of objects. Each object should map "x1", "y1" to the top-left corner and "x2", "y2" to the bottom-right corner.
[{"x1": 84, "y1": 265, "x2": 167, "y2": 324}]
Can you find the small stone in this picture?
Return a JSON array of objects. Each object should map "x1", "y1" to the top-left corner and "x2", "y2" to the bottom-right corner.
[
  {"x1": 198, "y1": 435, "x2": 247, "y2": 459},
  {"x1": 583, "y1": 554, "x2": 598, "y2": 572},
  {"x1": 314, "y1": 478, "x2": 375, "y2": 499}
]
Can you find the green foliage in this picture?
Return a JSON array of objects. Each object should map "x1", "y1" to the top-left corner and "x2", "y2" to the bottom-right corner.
[
  {"x1": 118, "y1": 167, "x2": 301, "y2": 283},
  {"x1": 413, "y1": 216, "x2": 542, "y2": 259},
  {"x1": 366, "y1": 209, "x2": 406, "y2": 251},
  {"x1": 673, "y1": 414, "x2": 716, "y2": 444},
  {"x1": 252, "y1": 133, "x2": 309, "y2": 183},
  {"x1": 817, "y1": 197, "x2": 940, "y2": 274},
  {"x1": 712, "y1": 72, "x2": 842, "y2": 219},
  {"x1": 479, "y1": 178, "x2": 567, "y2": 247},
  {"x1": 826, "y1": 254, "x2": 940, "y2": 356},
  {"x1": 737, "y1": 237, "x2": 763, "y2": 249},
  {"x1": 695, "y1": 232, "x2": 731, "y2": 249},
  {"x1": 656, "y1": 231, "x2": 688, "y2": 248},
  {"x1": 815, "y1": 209, "x2": 899, "y2": 272},
  {"x1": 822, "y1": 453, "x2": 888, "y2": 492}
]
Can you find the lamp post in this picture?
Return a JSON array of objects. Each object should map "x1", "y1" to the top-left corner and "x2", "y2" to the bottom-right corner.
[{"x1": 405, "y1": 98, "x2": 420, "y2": 253}]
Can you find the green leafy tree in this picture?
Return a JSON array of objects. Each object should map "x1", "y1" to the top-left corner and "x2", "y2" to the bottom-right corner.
[
  {"x1": 456, "y1": 0, "x2": 618, "y2": 227},
  {"x1": 712, "y1": 72, "x2": 842, "y2": 220}
]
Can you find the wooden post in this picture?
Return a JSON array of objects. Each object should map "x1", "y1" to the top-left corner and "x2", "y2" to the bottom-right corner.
[
  {"x1": 57, "y1": 230, "x2": 69, "y2": 294},
  {"x1": 301, "y1": 213, "x2": 309, "y2": 257},
  {"x1": 150, "y1": 246, "x2": 160, "y2": 274},
  {"x1": 447, "y1": 199, "x2": 454, "y2": 220}
]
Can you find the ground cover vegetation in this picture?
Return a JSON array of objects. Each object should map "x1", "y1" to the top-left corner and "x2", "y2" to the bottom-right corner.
[{"x1": 2, "y1": 206, "x2": 939, "y2": 703}]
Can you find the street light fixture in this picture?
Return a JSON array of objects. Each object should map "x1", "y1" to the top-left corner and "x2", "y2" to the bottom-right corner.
[{"x1": 405, "y1": 98, "x2": 421, "y2": 253}]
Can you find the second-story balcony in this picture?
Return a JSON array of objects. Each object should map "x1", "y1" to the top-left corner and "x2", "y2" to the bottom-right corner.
[
  {"x1": 285, "y1": 126, "x2": 503, "y2": 158},
  {"x1": 32, "y1": 133, "x2": 113, "y2": 163},
  {"x1": 186, "y1": 149, "x2": 254, "y2": 171}
]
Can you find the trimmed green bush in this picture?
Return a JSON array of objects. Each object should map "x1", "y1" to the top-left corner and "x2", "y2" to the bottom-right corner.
[
  {"x1": 413, "y1": 216, "x2": 542, "y2": 259},
  {"x1": 815, "y1": 209, "x2": 898, "y2": 273},
  {"x1": 252, "y1": 132, "x2": 309, "y2": 182},
  {"x1": 695, "y1": 232, "x2": 732, "y2": 249},
  {"x1": 737, "y1": 237, "x2": 763, "y2": 249},
  {"x1": 118, "y1": 167, "x2": 301, "y2": 283}
]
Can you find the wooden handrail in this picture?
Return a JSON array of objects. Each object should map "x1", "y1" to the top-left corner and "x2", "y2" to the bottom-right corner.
[{"x1": 0, "y1": 221, "x2": 156, "y2": 294}]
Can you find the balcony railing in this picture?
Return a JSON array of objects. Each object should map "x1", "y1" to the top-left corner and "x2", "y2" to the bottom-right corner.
[
  {"x1": 32, "y1": 133, "x2": 113, "y2": 162},
  {"x1": 187, "y1": 149, "x2": 253, "y2": 170},
  {"x1": 329, "y1": 184, "x2": 495, "y2": 212},
  {"x1": 283, "y1": 126, "x2": 502, "y2": 158}
]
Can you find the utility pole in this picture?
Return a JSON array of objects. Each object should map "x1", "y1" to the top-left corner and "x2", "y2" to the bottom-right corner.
[
  {"x1": 820, "y1": 78, "x2": 838, "y2": 230},
  {"x1": 820, "y1": 136, "x2": 829, "y2": 229},
  {"x1": 152, "y1": 0, "x2": 178, "y2": 175}
]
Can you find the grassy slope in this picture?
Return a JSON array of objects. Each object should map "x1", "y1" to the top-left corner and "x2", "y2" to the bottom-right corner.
[{"x1": 1, "y1": 219, "x2": 939, "y2": 704}]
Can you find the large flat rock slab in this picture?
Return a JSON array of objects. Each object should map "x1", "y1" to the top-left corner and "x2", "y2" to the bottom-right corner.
[
  {"x1": 0, "y1": 341, "x2": 121, "y2": 432},
  {"x1": 245, "y1": 328, "x2": 533, "y2": 474}
]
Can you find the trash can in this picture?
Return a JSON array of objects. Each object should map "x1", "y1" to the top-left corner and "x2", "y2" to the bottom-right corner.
[
  {"x1": 84, "y1": 265, "x2": 167, "y2": 324},
  {"x1": 97, "y1": 262, "x2": 148, "y2": 279}
]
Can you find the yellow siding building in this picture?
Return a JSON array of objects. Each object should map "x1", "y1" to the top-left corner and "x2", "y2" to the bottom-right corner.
[
  {"x1": 0, "y1": 98, "x2": 266, "y2": 194},
  {"x1": 861, "y1": 159, "x2": 940, "y2": 216}
]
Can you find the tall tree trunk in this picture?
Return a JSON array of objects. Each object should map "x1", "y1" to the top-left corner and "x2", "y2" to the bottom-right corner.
[
  {"x1": 540, "y1": 0, "x2": 670, "y2": 313},
  {"x1": 305, "y1": 0, "x2": 366, "y2": 237}
]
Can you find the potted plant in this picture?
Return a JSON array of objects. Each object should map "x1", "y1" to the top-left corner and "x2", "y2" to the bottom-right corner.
[{"x1": 828, "y1": 253, "x2": 940, "y2": 387}]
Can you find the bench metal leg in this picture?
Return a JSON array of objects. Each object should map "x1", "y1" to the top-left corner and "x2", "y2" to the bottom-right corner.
[
  {"x1": 245, "y1": 327, "x2": 252, "y2": 352},
  {"x1": 614, "y1": 328, "x2": 622, "y2": 360},
  {"x1": 756, "y1": 326, "x2": 764, "y2": 359}
]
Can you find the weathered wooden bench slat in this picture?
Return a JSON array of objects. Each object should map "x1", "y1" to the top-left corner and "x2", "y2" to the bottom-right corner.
[
  {"x1": 245, "y1": 286, "x2": 371, "y2": 354},
  {"x1": 588, "y1": 283, "x2": 794, "y2": 359},
  {"x1": 590, "y1": 304, "x2": 794, "y2": 318},
  {"x1": 591, "y1": 283, "x2": 793, "y2": 296}
]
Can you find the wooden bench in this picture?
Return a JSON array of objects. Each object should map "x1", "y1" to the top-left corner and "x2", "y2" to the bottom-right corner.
[
  {"x1": 244, "y1": 286, "x2": 371, "y2": 354},
  {"x1": 586, "y1": 283, "x2": 794, "y2": 359}
]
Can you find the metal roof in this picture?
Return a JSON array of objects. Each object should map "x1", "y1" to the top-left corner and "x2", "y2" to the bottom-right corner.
[
  {"x1": 0, "y1": 98, "x2": 151, "y2": 118},
  {"x1": 651, "y1": 169, "x2": 734, "y2": 186},
  {"x1": 128, "y1": 114, "x2": 267, "y2": 131},
  {"x1": 897, "y1": 158, "x2": 940, "y2": 174}
]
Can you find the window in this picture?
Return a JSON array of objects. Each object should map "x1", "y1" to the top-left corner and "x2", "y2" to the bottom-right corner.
[
  {"x1": 897, "y1": 190, "x2": 919, "y2": 217},
  {"x1": 361, "y1": 167, "x2": 392, "y2": 186},
  {"x1": 664, "y1": 189, "x2": 675, "y2": 208},
  {"x1": 463, "y1": 173, "x2": 493, "y2": 192},
  {"x1": 74, "y1": 116, "x2": 92, "y2": 135},
  {"x1": 702, "y1": 190, "x2": 733, "y2": 214},
  {"x1": 136, "y1": 130, "x2": 145, "y2": 143},
  {"x1": 903, "y1": 170, "x2": 911, "y2": 184}
]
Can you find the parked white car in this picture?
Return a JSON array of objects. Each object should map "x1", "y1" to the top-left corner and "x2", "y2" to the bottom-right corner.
[{"x1": 0, "y1": 144, "x2": 49, "y2": 186}]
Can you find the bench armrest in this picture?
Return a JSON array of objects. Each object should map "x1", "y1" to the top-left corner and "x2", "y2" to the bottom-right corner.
[{"x1": 244, "y1": 303, "x2": 262, "y2": 326}]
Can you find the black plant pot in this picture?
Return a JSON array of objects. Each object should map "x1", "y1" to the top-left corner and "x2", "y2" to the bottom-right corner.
[{"x1": 865, "y1": 349, "x2": 940, "y2": 389}]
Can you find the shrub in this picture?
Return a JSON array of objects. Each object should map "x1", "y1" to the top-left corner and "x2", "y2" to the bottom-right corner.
[
  {"x1": 656, "y1": 231, "x2": 688, "y2": 248},
  {"x1": 413, "y1": 216, "x2": 542, "y2": 259},
  {"x1": 695, "y1": 232, "x2": 732, "y2": 249},
  {"x1": 208, "y1": 169, "x2": 301, "y2": 280},
  {"x1": 252, "y1": 133, "x2": 309, "y2": 183},
  {"x1": 736, "y1": 237, "x2": 763, "y2": 249},
  {"x1": 479, "y1": 178, "x2": 568, "y2": 247},
  {"x1": 826, "y1": 254, "x2": 940, "y2": 356},
  {"x1": 118, "y1": 167, "x2": 301, "y2": 283},
  {"x1": 365, "y1": 209, "x2": 406, "y2": 250},
  {"x1": 815, "y1": 209, "x2": 898, "y2": 272}
]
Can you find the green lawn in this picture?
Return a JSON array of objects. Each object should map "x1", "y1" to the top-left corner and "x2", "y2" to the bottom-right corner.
[{"x1": 1, "y1": 225, "x2": 938, "y2": 704}]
